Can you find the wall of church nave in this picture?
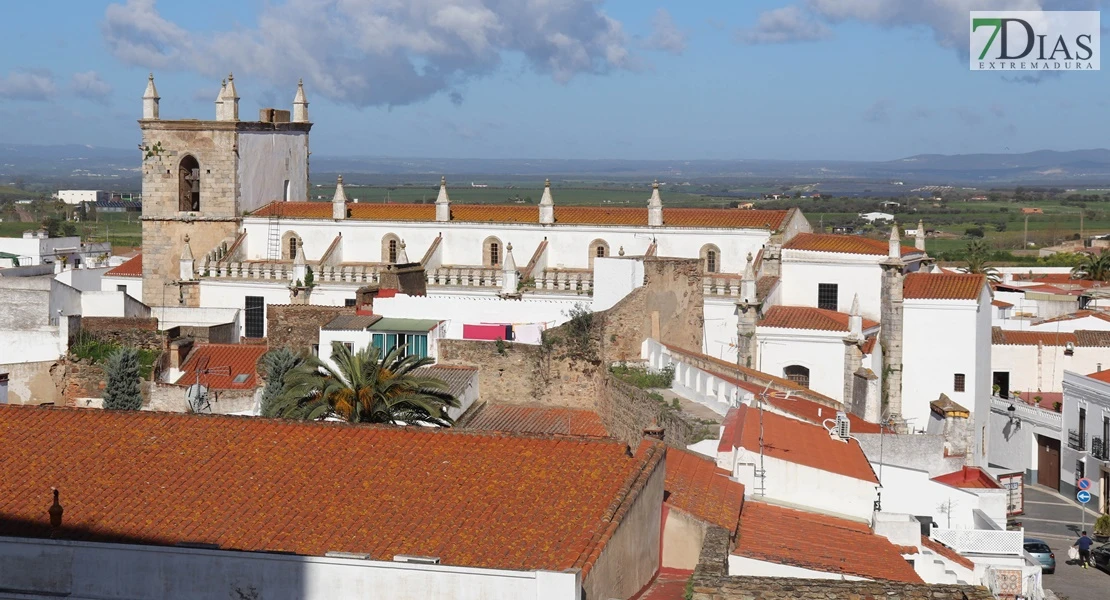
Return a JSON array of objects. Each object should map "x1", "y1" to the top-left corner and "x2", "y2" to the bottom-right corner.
[
  {"x1": 240, "y1": 218, "x2": 771, "y2": 272},
  {"x1": 238, "y1": 131, "x2": 309, "y2": 213},
  {"x1": 373, "y1": 292, "x2": 580, "y2": 340},
  {"x1": 703, "y1": 299, "x2": 740, "y2": 362},
  {"x1": 779, "y1": 258, "x2": 882, "y2": 321},
  {"x1": 755, "y1": 332, "x2": 846, "y2": 402}
]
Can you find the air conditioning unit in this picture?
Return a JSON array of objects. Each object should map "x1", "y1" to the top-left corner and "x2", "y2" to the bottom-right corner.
[{"x1": 835, "y1": 411, "x2": 851, "y2": 440}]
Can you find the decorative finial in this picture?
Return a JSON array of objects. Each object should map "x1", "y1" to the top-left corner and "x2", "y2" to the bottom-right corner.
[
  {"x1": 618, "y1": 246, "x2": 625, "y2": 256},
  {"x1": 298, "y1": 77, "x2": 303, "y2": 86},
  {"x1": 652, "y1": 179, "x2": 659, "y2": 189},
  {"x1": 440, "y1": 175, "x2": 446, "y2": 186},
  {"x1": 148, "y1": 72, "x2": 153, "y2": 81},
  {"x1": 337, "y1": 174, "x2": 343, "y2": 184},
  {"x1": 545, "y1": 178, "x2": 551, "y2": 187},
  {"x1": 228, "y1": 72, "x2": 234, "y2": 81},
  {"x1": 746, "y1": 252, "x2": 753, "y2": 263},
  {"x1": 507, "y1": 242, "x2": 513, "y2": 251},
  {"x1": 183, "y1": 234, "x2": 190, "y2": 243}
]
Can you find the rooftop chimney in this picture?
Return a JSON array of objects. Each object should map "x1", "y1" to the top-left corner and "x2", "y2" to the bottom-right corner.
[{"x1": 48, "y1": 488, "x2": 63, "y2": 535}]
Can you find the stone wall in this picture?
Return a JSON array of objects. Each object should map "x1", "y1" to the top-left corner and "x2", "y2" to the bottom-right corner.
[
  {"x1": 597, "y1": 376, "x2": 700, "y2": 447},
  {"x1": 603, "y1": 258, "x2": 703, "y2": 362},
  {"x1": 0, "y1": 360, "x2": 64, "y2": 405},
  {"x1": 267, "y1": 304, "x2": 353, "y2": 351},
  {"x1": 438, "y1": 339, "x2": 599, "y2": 409},
  {"x1": 147, "y1": 383, "x2": 258, "y2": 414},
  {"x1": 80, "y1": 317, "x2": 163, "y2": 352},
  {"x1": 689, "y1": 526, "x2": 993, "y2": 600}
]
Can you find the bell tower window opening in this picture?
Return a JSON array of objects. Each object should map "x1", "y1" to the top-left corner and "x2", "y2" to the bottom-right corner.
[
  {"x1": 178, "y1": 155, "x2": 201, "y2": 211},
  {"x1": 288, "y1": 237, "x2": 298, "y2": 260},
  {"x1": 389, "y1": 239, "x2": 398, "y2": 263},
  {"x1": 707, "y1": 250, "x2": 717, "y2": 273},
  {"x1": 784, "y1": 365, "x2": 810, "y2": 388},
  {"x1": 490, "y1": 242, "x2": 500, "y2": 266}
]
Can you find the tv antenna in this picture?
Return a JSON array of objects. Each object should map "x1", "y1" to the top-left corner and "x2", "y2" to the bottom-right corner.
[
  {"x1": 185, "y1": 357, "x2": 229, "y2": 414},
  {"x1": 754, "y1": 381, "x2": 794, "y2": 497}
]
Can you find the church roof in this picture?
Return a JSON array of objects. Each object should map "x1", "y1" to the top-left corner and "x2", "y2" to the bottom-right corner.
[
  {"x1": 783, "y1": 233, "x2": 920, "y2": 257},
  {"x1": 903, "y1": 272, "x2": 986, "y2": 300},
  {"x1": 252, "y1": 202, "x2": 791, "y2": 230},
  {"x1": 759, "y1": 306, "x2": 878, "y2": 332}
]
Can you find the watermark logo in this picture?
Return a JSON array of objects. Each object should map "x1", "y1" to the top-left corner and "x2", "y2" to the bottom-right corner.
[{"x1": 970, "y1": 11, "x2": 1099, "y2": 70}]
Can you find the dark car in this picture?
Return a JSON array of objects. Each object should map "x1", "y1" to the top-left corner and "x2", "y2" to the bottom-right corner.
[
  {"x1": 1093, "y1": 542, "x2": 1110, "y2": 571},
  {"x1": 1024, "y1": 538, "x2": 1055, "y2": 574}
]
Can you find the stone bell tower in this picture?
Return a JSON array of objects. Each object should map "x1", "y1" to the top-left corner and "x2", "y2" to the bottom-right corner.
[{"x1": 138, "y1": 73, "x2": 312, "y2": 307}]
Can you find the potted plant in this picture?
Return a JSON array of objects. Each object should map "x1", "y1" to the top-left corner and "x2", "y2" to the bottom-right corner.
[
  {"x1": 1095, "y1": 514, "x2": 1110, "y2": 543},
  {"x1": 1052, "y1": 401, "x2": 1062, "y2": 413}
]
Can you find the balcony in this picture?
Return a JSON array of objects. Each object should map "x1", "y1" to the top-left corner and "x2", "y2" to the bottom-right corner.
[
  {"x1": 1092, "y1": 436, "x2": 1108, "y2": 461},
  {"x1": 1068, "y1": 429, "x2": 1087, "y2": 452}
]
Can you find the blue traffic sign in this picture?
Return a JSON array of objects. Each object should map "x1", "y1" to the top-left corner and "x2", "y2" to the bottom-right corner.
[
  {"x1": 1078, "y1": 478, "x2": 1093, "y2": 491},
  {"x1": 1078, "y1": 490, "x2": 1092, "y2": 504}
]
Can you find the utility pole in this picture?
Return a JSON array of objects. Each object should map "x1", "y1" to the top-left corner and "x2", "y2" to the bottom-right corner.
[
  {"x1": 1081, "y1": 210, "x2": 1085, "y2": 245},
  {"x1": 1024, "y1": 215, "x2": 1029, "y2": 248}
]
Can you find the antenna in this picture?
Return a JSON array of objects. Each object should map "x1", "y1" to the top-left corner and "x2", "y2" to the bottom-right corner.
[
  {"x1": 753, "y1": 382, "x2": 793, "y2": 497},
  {"x1": 185, "y1": 357, "x2": 230, "y2": 413}
]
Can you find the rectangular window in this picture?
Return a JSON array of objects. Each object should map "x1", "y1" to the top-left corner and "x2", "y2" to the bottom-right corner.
[
  {"x1": 342, "y1": 342, "x2": 353, "y2": 353},
  {"x1": 954, "y1": 374, "x2": 966, "y2": 393},
  {"x1": 244, "y1": 296, "x2": 265, "y2": 339},
  {"x1": 817, "y1": 283, "x2": 838, "y2": 311},
  {"x1": 1079, "y1": 407, "x2": 1087, "y2": 445},
  {"x1": 117, "y1": 285, "x2": 127, "y2": 293},
  {"x1": 1077, "y1": 459, "x2": 1085, "y2": 481},
  {"x1": 311, "y1": 344, "x2": 319, "y2": 357},
  {"x1": 1104, "y1": 416, "x2": 1109, "y2": 448},
  {"x1": 283, "y1": 180, "x2": 291, "y2": 202},
  {"x1": 0, "y1": 373, "x2": 7, "y2": 404},
  {"x1": 344, "y1": 298, "x2": 356, "y2": 307}
]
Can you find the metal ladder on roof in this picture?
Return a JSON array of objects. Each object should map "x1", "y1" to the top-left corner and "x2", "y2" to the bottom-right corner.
[{"x1": 266, "y1": 205, "x2": 282, "y2": 261}]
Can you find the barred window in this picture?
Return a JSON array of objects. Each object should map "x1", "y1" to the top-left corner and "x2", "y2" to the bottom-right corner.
[
  {"x1": 954, "y1": 373, "x2": 966, "y2": 392},
  {"x1": 784, "y1": 365, "x2": 810, "y2": 388},
  {"x1": 817, "y1": 283, "x2": 838, "y2": 311}
]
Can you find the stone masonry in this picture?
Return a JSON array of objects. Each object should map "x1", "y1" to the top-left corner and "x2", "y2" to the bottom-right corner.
[
  {"x1": 880, "y1": 254, "x2": 906, "y2": 431},
  {"x1": 267, "y1": 304, "x2": 353, "y2": 351}
]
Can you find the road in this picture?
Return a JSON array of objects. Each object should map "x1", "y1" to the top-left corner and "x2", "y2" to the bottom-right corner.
[{"x1": 1019, "y1": 485, "x2": 1107, "y2": 600}]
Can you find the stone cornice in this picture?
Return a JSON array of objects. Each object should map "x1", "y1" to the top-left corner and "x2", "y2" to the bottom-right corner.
[{"x1": 139, "y1": 119, "x2": 312, "y2": 133}]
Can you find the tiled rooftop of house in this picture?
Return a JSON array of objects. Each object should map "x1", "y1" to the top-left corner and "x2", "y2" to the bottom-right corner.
[
  {"x1": 413, "y1": 365, "x2": 478, "y2": 401},
  {"x1": 1087, "y1": 369, "x2": 1110, "y2": 384},
  {"x1": 462, "y1": 404, "x2": 609, "y2": 437},
  {"x1": 1036, "y1": 310, "x2": 1110, "y2": 325},
  {"x1": 755, "y1": 276, "x2": 779, "y2": 302},
  {"x1": 991, "y1": 328, "x2": 1076, "y2": 347},
  {"x1": 783, "y1": 233, "x2": 921, "y2": 257},
  {"x1": 173, "y1": 344, "x2": 269, "y2": 389},
  {"x1": 253, "y1": 202, "x2": 791, "y2": 230},
  {"x1": 717, "y1": 404, "x2": 878, "y2": 484},
  {"x1": 931, "y1": 466, "x2": 1003, "y2": 490},
  {"x1": 922, "y1": 536, "x2": 975, "y2": 570},
  {"x1": 664, "y1": 449, "x2": 745, "y2": 533},
  {"x1": 0, "y1": 406, "x2": 663, "y2": 574},
  {"x1": 759, "y1": 306, "x2": 879, "y2": 332},
  {"x1": 763, "y1": 394, "x2": 885, "y2": 434},
  {"x1": 903, "y1": 272, "x2": 985, "y2": 300},
  {"x1": 735, "y1": 500, "x2": 922, "y2": 583},
  {"x1": 104, "y1": 253, "x2": 142, "y2": 278},
  {"x1": 991, "y1": 299, "x2": 1014, "y2": 308}
]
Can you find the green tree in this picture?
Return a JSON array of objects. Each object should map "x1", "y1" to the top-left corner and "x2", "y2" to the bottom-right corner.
[
  {"x1": 1071, "y1": 251, "x2": 1110, "y2": 281},
  {"x1": 269, "y1": 342, "x2": 459, "y2": 425},
  {"x1": 963, "y1": 240, "x2": 1001, "y2": 284},
  {"x1": 103, "y1": 347, "x2": 143, "y2": 410},
  {"x1": 259, "y1": 347, "x2": 304, "y2": 417}
]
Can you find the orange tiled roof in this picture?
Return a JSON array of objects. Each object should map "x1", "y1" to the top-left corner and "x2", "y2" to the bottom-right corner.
[
  {"x1": 922, "y1": 536, "x2": 975, "y2": 570},
  {"x1": 464, "y1": 404, "x2": 609, "y2": 437},
  {"x1": 173, "y1": 344, "x2": 269, "y2": 389},
  {"x1": 759, "y1": 306, "x2": 879, "y2": 332},
  {"x1": 104, "y1": 254, "x2": 142, "y2": 278},
  {"x1": 1037, "y1": 310, "x2": 1110, "y2": 325},
  {"x1": 252, "y1": 202, "x2": 790, "y2": 230},
  {"x1": 931, "y1": 466, "x2": 1003, "y2": 490},
  {"x1": 992, "y1": 299, "x2": 1014, "y2": 308},
  {"x1": 664, "y1": 449, "x2": 745, "y2": 533},
  {"x1": 1087, "y1": 370, "x2": 1110, "y2": 383},
  {"x1": 783, "y1": 233, "x2": 921, "y2": 257},
  {"x1": 717, "y1": 405, "x2": 878, "y2": 483},
  {"x1": 903, "y1": 272, "x2": 985, "y2": 300},
  {"x1": 992, "y1": 328, "x2": 1077, "y2": 347},
  {"x1": 0, "y1": 405, "x2": 664, "y2": 573},
  {"x1": 764, "y1": 395, "x2": 885, "y2": 434},
  {"x1": 736, "y1": 501, "x2": 922, "y2": 583}
]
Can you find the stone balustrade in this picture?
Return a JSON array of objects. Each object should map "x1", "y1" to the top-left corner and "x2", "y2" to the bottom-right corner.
[
  {"x1": 425, "y1": 266, "x2": 502, "y2": 288},
  {"x1": 202, "y1": 262, "x2": 383, "y2": 284},
  {"x1": 536, "y1": 270, "x2": 592, "y2": 293},
  {"x1": 703, "y1": 275, "x2": 743, "y2": 297}
]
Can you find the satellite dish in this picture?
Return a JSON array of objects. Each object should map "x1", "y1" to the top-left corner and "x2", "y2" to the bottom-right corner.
[{"x1": 185, "y1": 384, "x2": 210, "y2": 413}]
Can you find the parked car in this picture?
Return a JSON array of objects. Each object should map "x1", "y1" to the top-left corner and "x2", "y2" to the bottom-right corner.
[
  {"x1": 1093, "y1": 542, "x2": 1110, "y2": 571},
  {"x1": 1024, "y1": 538, "x2": 1055, "y2": 574}
]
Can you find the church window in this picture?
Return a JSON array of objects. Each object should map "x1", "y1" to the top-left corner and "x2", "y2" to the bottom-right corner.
[
  {"x1": 706, "y1": 250, "x2": 717, "y2": 273},
  {"x1": 784, "y1": 365, "x2": 810, "y2": 388},
  {"x1": 700, "y1": 244, "x2": 721, "y2": 273},
  {"x1": 389, "y1": 240, "x2": 398, "y2": 263},
  {"x1": 588, "y1": 239, "x2": 610, "y2": 269},
  {"x1": 178, "y1": 155, "x2": 201, "y2": 211},
  {"x1": 281, "y1": 231, "x2": 303, "y2": 260},
  {"x1": 817, "y1": 283, "x2": 838, "y2": 311},
  {"x1": 288, "y1": 237, "x2": 297, "y2": 260},
  {"x1": 483, "y1": 236, "x2": 503, "y2": 267},
  {"x1": 382, "y1": 234, "x2": 401, "y2": 263},
  {"x1": 954, "y1": 374, "x2": 966, "y2": 392},
  {"x1": 490, "y1": 242, "x2": 500, "y2": 266}
]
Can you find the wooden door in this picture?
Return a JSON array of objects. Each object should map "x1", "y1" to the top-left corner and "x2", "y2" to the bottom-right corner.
[{"x1": 1037, "y1": 435, "x2": 1060, "y2": 490}]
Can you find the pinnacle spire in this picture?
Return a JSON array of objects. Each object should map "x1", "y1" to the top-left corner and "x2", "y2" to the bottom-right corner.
[
  {"x1": 397, "y1": 240, "x2": 409, "y2": 264},
  {"x1": 850, "y1": 293, "x2": 860, "y2": 316},
  {"x1": 293, "y1": 78, "x2": 309, "y2": 123},
  {"x1": 332, "y1": 175, "x2": 348, "y2": 203},
  {"x1": 888, "y1": 223, "x2": 901, "y2": 259},
  {"x1": 143, "y1": 73, "x2": 159, "y2": 99},
  {"x1": 502, "y1": 242, "x2": 516, "y2": 271},
  {"x1": 540, "y1": 179, "x2": 554, "y2": 206}
]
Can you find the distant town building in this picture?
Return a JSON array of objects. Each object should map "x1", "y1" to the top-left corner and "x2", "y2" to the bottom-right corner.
[
  {"x1": 56, "y1": 190, "x2": 109, "y2": 205},
  {"x1": 1020, "y1": 207, "x2": 1043, "y2": 215},
  {"x1": 859, "y1": 211, "x2": 894, "y2": 223}
]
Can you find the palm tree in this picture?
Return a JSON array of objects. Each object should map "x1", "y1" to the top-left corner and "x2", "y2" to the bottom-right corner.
[
  {"x1": 269, "y1": 341, "x2": 459, "y2": 426},
  {"x1": 1071, "y1": 251, "x2": 1110, "y2": 281},
  {"x1": 961, "y1": 240, "x2": 1001, "y2": 284}
]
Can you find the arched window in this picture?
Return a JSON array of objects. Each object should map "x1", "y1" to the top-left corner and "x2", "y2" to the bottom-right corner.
[
  {"x1": 178, "y1": 155, "x2": 200, "y2": 211},
  {"x1": 784, "y1": 365, "x2": 810, "y2": 388},
  {"x1": 588, "y1": 239, "x2": 610, "y2": 269},
  {"x1": 281, "y1": 231, "x2": 302, "y2": 260},
  {"x1": 700, "y1": 244, "x2": 721, "y2": 273},
  {"x1": 483, "y1": 236, "x2": 503, "y2": 267},
  {"x1": 381, "y1": 233, "x2": 401, "y2": 263}
]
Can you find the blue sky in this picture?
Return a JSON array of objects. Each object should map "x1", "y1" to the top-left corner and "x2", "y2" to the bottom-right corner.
[{"x1": 0, "y1": 0, "x2": 1106, "y2": 161}]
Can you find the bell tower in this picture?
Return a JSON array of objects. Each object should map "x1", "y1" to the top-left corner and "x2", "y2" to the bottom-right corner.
[{"x1": 138, "y1": 74, "x2": 312, "y2": 308}]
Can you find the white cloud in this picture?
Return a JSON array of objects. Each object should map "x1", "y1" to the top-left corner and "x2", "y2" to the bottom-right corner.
[
  {"x1": 735, "y1": 6, "x2": 833, "y2": 45},
  {"x1": 101, "y1": 0, "x2": 634, "y2": 107},
  {"x1": 645, "y1": 9, "x2": 687, "y2": 54},
  {"x1": 0, "y1": 69, "x2": 56, "y2": 101},
  {"x1": 71, "y1": 71, "x2": 113, "y2": 103}
]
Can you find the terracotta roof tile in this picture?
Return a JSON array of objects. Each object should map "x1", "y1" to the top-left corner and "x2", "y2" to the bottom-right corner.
[
  {"x1": 252, "y1": 202, "x2": 789, "y2": 230},
  {"x1": 1087, "y1": 370, "x2": 1110, "y2": 383},
  {"x1": 0, "y1": 405, "x2": 663, "y2": 573},
  {"x1": 992, "y1": 300, "x2": 1014, "y2": 308},
  {"x1": 464, "y1": 404, "x2": 609, "y2": 437},
  {"x1": 903, "y1": 272, "x2": 985, "y2": 300},
  {"x1": 174, "y1": 344, "x2": 269, "y2": 389},
  {"x1": 931, "y1": 466, "x2": 1002, "y2": 489},
  {"x1": 104, "y1": 254, "x2": 142, "y2": 278},
  {"x1": 664, "y1": 449, "x2": 745, "y2": 532},
  {"x1": 992, "y1": 328, "x2": 1077, "y2": 347},
  {"x1": 783, "y1": 233, "x2": 921, "y2": 257},
  {"x1": 717, "y1": 405, "x2": 878, "y2": 483},
  {"x1": 922, "y1": 536, "x2": 975, "y2": 570},
  {"x1": 755, "y1": 276, "x2": 778, "y2": 302},
  {"x1": 736, "y1": 501, "x2": 921, "y2": 583},
  {"x1": 759, "y1": 306, "x2": 878, "y2": 332},
  {"x1": 1037, "y1": 310, "x2": 1110, "y2": 324},
  {"x1": 763, "y1": 395, "x2": 885, "y2": 434}
]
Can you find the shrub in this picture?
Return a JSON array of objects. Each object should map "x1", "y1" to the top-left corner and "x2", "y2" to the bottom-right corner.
[{"x1": 610, "y1": 363, "x2": 675, "y2": 389}]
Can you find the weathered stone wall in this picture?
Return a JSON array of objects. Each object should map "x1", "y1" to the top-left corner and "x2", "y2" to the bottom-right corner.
[
  {"x1": 597, "y1": 376, "x2": 698, "y2": 447},
  {"x1": 267, "y1": 304, "x2": 353, "y2": 351},
  {"x1": 59, "y1": 359, "x2": 155, "y2": 407},
  {"x1": 0, "y1": 360, "x2": 64, "y2": 405},
  {"x1": 603, "y1": 258, "x2": 703, "y2": 362},
  {"x1": 438, "y1": 339, "x2": 599, "y2": 409},
  {"x1": 80, "y1": 317, "x2": 163, "y2": 352},
  {"x1": 148, "y1": 383, "x2": 259, "y2": 414},
  {"x1": 689, "y1": 526, "x2": 993, "y2": 600}
]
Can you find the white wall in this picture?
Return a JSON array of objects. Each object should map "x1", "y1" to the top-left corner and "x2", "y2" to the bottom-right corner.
[
  {"x1": 592, "y1": 256, "x2": 643, "y2": 311},
  {"x1": 780, "y1": 251, "x2": 883, "y2": 320},
  {"x1": 238, "y1": 131, "x2": 310, "y2": 213},
  {"x1": 756, "y1": 330, "x2": 847, "y2": 402},
  {"x1": 0, "y1": 536, "x2": 581, "y2": 600},
  {"x1": 987, "y1": 399, "x2": 1060, "y2": 481},
  {"x1": 241, "y1": 216, "x2": 772, "y2": 273},
  {"x1": 0, "y1": 329, "x2": 65, "y2": 364},
  {"x1": 101, "y1": 275, "x2": 143, "y2": 300},
  {"x1": 80, "y1": 291, "x2": 151, "y2": 318},
  {"x1": 56, "y1": 266, "x2": 109, "y2": 292},
  {"x1": 372, "y1": 292, "x2": 579, "y2": 341},
  {"x1": 728, "y1": 554, "x2": 866, "y2": 581},
  {"x1": 873, "y1": 464, "x2": 983, "y2": 530},
  {"x1": 993, "y1": 342, "x2": 1110, "y2": 394},
  {"x1": 57, "y1": 190, "x2": 106, "y2": 205},
  {"x1": 1061, "y1": 370, "x2": 1110, "y2": 505},
  {"x1": 703, "y1": 298, "x2": 739, "y2": 361}
]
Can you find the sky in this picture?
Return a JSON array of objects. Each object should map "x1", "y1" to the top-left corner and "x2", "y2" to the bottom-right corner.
[{"x1": 0, "y1": 0, "x2": 1107, "y2": 161}]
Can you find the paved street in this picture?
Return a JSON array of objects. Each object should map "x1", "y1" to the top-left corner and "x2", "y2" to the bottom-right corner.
[{"x1": 1019, "y1": 485, "x2": 1108, "y2": 600}]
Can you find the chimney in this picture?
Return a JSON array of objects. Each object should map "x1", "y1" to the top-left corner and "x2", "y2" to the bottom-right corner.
[
  {"x1": 48, "y1": 488, "x2": 63, "y2": 536},
  {"x1": 142, "y1": 73, "x2": 160, "y2": 120},
  {"x1": 539, "y1": 178, "x2": 554, "y2": 225},
  {"x1": 648, "y1": 180, "x2": 663, "y2": 227},
  {"x1": 435, "y1": 176, "x2": 451, "y2": 222},
  {"x1": 355, "y1": 285, "x2": 379, "y2": 315},
  {"x1": 643, "y1": 422, "x2": 665, "y2": 441}
]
